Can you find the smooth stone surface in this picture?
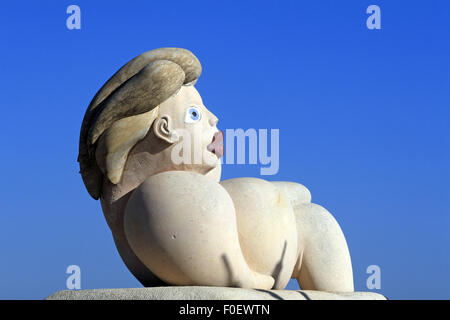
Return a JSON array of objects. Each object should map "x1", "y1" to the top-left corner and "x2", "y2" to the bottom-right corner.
[{"x1": 46, "y1": 286, "x2": 386, "y2": 300}]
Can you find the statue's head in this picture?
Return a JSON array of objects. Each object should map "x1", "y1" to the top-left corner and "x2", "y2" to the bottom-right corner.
[{"x1": 78, "y1": 48, "x2": 222, "y2": 200}]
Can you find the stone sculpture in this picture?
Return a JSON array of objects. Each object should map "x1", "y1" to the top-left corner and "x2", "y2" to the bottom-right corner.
[{"x1": 78, "y1": 48, "x2": 354, "y2": 292}]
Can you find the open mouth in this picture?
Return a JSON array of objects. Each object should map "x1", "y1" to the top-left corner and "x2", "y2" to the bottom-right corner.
[{"x1": 207, "y1": 131, "x2": 224, "y2": 158}]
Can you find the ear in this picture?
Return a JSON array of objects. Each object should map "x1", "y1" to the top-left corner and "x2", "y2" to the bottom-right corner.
[{"x1": 153, "y1": 115, "x2": 179, "y2": 144}]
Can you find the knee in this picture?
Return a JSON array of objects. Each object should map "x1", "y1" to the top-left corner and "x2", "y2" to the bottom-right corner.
[
  {"x1": 299, "y1": 203, "x2": 342, "y2": 236},
  {"x1": 293, "y1": 203, "x2": 350, "y2": 267}
]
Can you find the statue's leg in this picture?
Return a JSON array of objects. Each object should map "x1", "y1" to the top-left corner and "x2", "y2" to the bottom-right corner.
[{"x1": 291, "y1": 203, "x2": 354, "y2": 292}]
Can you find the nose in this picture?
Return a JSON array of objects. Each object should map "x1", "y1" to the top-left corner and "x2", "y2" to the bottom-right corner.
[{"x1": 208, "y1": 113, "x2": 219, "y2": 127}]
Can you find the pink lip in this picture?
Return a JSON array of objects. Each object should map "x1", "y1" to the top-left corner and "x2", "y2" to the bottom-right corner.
[{"x1": 207, "y1": 131, "x2": 224, "y2": 158}]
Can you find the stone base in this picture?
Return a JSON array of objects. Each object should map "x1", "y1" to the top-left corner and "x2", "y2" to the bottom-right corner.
[{"x1": 46, "y1": 286, "x2": 386, "y2": 300}]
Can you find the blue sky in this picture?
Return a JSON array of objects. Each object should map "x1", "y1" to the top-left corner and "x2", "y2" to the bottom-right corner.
[{"x1": 0, "y1": 1, "x2": 448, "y2": 299}]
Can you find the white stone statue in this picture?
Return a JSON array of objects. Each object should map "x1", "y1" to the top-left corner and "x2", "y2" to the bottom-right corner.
[{"x1": 78, "y1": 48, "x2": 354, "y2": 292}]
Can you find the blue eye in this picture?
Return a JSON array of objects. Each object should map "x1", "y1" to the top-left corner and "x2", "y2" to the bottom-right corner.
[
  {"x1": 185, "y1": 106, "x2": 202, "y2": 123},
  {"x1": 189, "y1": 108, "x2": 199, "y2": 120}
]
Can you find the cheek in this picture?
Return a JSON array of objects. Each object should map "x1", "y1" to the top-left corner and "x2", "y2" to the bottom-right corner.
[
  {"x1": 179, "y1": 118, "x2": 211, "y2": 146},
  {"x1": 182, "y1": 124, "x2": 203, "y2": 145},
  {"x1": 170, "y1": 115, "x2": 185, "y2": 131},
  {"x1": 201, "y1": 120, "x2": 214, "y2": 145}
]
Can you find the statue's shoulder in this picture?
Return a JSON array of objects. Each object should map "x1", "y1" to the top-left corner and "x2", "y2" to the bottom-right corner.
[
  {"x1": 220, "y1": 177, "x2": 279, "y2": 195},
  {"x1": 219, "y1": 178, "x2": 312, "y2": 207},
  {"x1": 137, "y1": 171, "x2": 222, "y2": 192},
  {"x1": 128, "y1": 170, "x2": 227, "y2": 210},
  {"x1": 269, "y1": 181, "x2": 312, "y2": 207}
]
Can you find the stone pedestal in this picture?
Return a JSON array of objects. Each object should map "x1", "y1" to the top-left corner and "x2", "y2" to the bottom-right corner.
[{"x1": 46, "y1": 286, "x2": 386, "y2": 300}]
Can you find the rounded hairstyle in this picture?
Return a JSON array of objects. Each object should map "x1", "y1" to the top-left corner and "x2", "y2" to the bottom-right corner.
[{"x1": 78, "y1": 48, "x2": 202, "y2": 199}]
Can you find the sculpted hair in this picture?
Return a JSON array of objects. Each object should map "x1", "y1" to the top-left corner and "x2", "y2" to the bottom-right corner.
[{"x1": 78, "y1": 48, "x2": 202, "y2": 200}]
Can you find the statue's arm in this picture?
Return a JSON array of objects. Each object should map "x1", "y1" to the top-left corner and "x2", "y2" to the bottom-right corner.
[{"x1": 123, "y1": 171, "x2": 274, "y2": 289}]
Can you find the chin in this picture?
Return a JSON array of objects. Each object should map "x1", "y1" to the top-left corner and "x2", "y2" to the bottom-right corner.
[
  {"x1": 204, "y1": 150, "x2": 221, "y2": 168},
  {"x1": 180, "y1": 159, "x2": 218, "y2": 176}
]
